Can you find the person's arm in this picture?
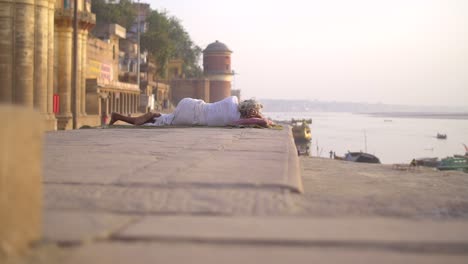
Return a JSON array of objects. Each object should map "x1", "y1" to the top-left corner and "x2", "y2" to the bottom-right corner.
[{"x1": 232, "y1": 117, "x2": 272, "y2": 128}]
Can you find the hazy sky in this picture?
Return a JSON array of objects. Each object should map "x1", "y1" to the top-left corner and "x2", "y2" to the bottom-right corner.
[{"x1": 148, "y1": 0, "x2": 468, "y2": 107}]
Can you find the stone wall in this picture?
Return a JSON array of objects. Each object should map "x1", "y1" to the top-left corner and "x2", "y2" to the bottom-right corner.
[
  {"x1": 203, "y1": 52, "x2": 231, "y2": 74},
  {"x1": 209, "y1": 80, "x2": 231, "y2": 103},
  {"x1": 170, "y1": 79, "x2": 210, "y2": 105}
]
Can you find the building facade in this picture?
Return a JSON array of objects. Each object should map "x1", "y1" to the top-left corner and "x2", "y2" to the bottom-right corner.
[
  {"x1": 54, "y1": 0, "x2": 96, "y2": 129},
  {"x1": 86, "y1": 24, "x2": 140, "y2": 125},
  {"x1": 170, "y1": 40, "x2": 235, "y2": 106},
  {"x1": 0, "y1": 0, "x2": 57, "y2": 130}
]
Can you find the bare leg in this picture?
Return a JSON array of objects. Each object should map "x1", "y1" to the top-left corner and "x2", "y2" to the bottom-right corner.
[{"x1": 109, "y1": 112, "x2": 161, "y2": 126}]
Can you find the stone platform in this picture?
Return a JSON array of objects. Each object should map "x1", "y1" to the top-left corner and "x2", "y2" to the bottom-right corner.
[{"x1": 6, "y1": 126, "x2": 468, "y2": 263}]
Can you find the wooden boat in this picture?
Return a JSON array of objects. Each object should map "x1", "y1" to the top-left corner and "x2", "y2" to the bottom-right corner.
[
  {"x1": 345, "y1": 151, "x2": 381, "y2": 164},
  {"x1": 291, "y1": 119, "x2": 312, "y2": 143},
  {"x1": 414, "y1": 157, "x2": 440, "y2": 167}
]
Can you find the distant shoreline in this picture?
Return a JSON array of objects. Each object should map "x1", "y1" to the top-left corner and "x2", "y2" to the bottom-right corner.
[{"x1": 363, "y1": 112, "x2": 468, "y2": 120}]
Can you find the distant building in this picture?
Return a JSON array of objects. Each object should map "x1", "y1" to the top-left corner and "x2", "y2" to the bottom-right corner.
[
  {"x1": 170, "y1": 40, "x2": 236, "y2": 105},
  {"x1": 86, "y1": 24, "x2": 140, "y2": 125},
  {"x1": 203, "y1": 40, "x2": 234, "y2": 102},
  {"x1": 54, "y1": 0, "x2": 96, "y2": 130}
]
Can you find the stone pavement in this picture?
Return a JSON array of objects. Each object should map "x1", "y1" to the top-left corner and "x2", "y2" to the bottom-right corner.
[{"x1": 8, "y1": 127, "x2": 468, "y2": 263}]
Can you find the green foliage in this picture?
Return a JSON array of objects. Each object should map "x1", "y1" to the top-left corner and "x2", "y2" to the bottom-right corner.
[
  {"x1": 91, "y1": 1, "x2": 202, "y2": 79},
  {"x1": 91, "y1": 0, "x2": 136, "y2": 30},
  {"x1": 141, "y1": 10, "x2": 203, "y2": 78}
]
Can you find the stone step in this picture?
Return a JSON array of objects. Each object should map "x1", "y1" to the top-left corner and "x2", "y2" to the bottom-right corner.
[
  {"x1": 114, "y1": 216, "x2": 468, "y2": 252},
  {"x1": 44, "y1": 127, "x2": 302, "y2": 192}
]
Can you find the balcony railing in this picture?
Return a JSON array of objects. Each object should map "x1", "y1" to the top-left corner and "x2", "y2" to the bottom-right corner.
[{"x1": 55, "y1": 9, "x2": 96, "y2": 25}]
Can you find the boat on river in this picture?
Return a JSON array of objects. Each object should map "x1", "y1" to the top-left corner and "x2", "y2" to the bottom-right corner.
[
  {"x1": 344, "y1": 151, "x2": 381, "y2": 164},
  {"x1": 414, "y1": 157, "x2": 440, "y2": 167},
  {"x1": 291, "y1": 119, "x2": 312, "y2": 142},
  {"x1": 291, "y1": 119, "x2": 312, "y2": 156},
  {"x1": 437, "y1": 156, "x2": 468, "y2": 172}
]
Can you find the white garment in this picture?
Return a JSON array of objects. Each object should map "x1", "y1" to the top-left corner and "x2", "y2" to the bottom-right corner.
[{"x1": 147, "y1": 96, "x2": 241, "y2": 126}]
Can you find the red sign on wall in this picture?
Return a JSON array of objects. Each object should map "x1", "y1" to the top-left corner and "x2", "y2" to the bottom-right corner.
[{"x1": 53, "y1": 94, "x2": 60, "y2": 114}]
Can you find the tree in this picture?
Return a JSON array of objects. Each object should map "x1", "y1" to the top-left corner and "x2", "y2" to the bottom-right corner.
[
  {"x1": 92, "y1": 2, "x2": 202, "y2": 78},
  {"x1": 141, "y1": 10, "x2": 202, "y2": 78},
  {"x1": 91, "y1": 0, "x2": 136, "y2": 30}
]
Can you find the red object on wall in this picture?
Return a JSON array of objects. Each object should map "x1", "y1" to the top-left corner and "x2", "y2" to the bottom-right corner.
[{"x1": 53, "y1": 94, "x2": 59, "y2": 114}]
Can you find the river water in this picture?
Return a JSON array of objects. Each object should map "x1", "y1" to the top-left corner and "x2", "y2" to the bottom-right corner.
[{"x1": 265, "y1": 112, "x2": 468, "y2": 164}]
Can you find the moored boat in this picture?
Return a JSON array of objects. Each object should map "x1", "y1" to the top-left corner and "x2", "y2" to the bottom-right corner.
[
  {"x1": 414, "y1": 157, "x2": 440, "y2": 167},
  {"x1": 437, "y1": 156, "x2": 468, "y2": 172},
  {"x1": 291, "y1": 119, "x2": 312, "y2": 142},
  {"x1": 345, "y1": 151, "x2": 381, "y2": 164}
]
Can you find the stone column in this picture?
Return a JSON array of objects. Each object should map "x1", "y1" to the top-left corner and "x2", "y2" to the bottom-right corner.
[
  {"x1": 0, "y1": 0, "x2": 14, "y2": 103},
  {"x1": 33, "y1": 0, "x2": 48, "y2": 113},
  {"x1": 116, "y1": 94, "x2": 120, "y2": 113},
  {"x1": 124, "y1": 93, "x2": 128, "y2": 114},
  {"x1": 14, "y1": 0, "x2": 35, "y2": 106},
  {"x1": 120, "y1": 93, "x2": 124, "y2": 114},
  {"x1": 46, "y1": 0, "x2": 57, "y2": 130},
  {"x1": 0, "y1": 0, "x2": 56, "y2": 130},
  {"x1": 136, "y1": 94, "x2": 139, "y2": 113},
  {"x1": 55, "y1": 26, "x2": 73, "y2": 130},
  {"x1": 80, "y1": 30, "x2": 88, "y2": 115},
  {"x1": 134, "y1": 94, "x2": 137, "y2": 113},
  {"x1": 109, "y1": 92, "x2": 114, "y2": 113},
  {"x1": 74, "y1": 29, "x2": 82, "y2": 119}
]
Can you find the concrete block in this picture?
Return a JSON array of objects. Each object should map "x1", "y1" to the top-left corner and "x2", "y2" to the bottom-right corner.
[
  {"x1": 116, "y1": 216, "x2": 468, "y2": 244},
  {"x1": 0, "y1": 104, "x2": 43, "y2": 256},
  {"x1": 43, "y1": 211, "x2": 134, "y2": 244}
]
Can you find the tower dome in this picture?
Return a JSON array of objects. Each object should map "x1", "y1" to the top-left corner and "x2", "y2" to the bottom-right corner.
[{"x1": 203, "y1": 40, "x2": 232, "y2": 53}]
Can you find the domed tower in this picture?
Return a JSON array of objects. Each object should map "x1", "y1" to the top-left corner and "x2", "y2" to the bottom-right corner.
[{"x1": 203, "y1": 40, "x2": 233, "y2": 102}]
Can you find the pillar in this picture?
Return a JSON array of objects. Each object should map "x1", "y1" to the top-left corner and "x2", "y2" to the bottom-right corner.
[
  {"x1": 14, "y1": 0, "x2": 35, "y2": 106},
  {"x1": 33, "y1": 0, "x2": 48, "y2": 114},
  {"x1": 46, "y1": 0, "x2": 57, "y2": 130},
  {"x1": 109, "y1": 92, "x2": 113, "y2": 113},
  {"x1": 55, "y1": 26, "x2": 73, "y2": 130},
  {"x1": 80, "y1": 29, "x2": 88, "y2": 116},
  {"x1": 75, "y1": 29, "x2": 82, "y2": 118},
  {"x1": 0, "y1": 0, "x2": 14, "y2": 103},
  {"x1": 0, "y1": 0, "x2": 57, "y2": 130},
  {"x1": 124, "y1": 93, "x2": 128, "y2": 114}
]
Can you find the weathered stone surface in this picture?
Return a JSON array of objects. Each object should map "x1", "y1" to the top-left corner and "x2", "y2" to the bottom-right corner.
[
  {"x1": 44, "y1": 185, "x2": 295, "y2": 216},
  {"x1": 32, "y1": 128, "x2": 468, "y2": 264},
  {"x1": 116, "y1": 216, "x2": 468, "y2": 245},
  {"x1": 294, "y1": 157, "x2": 468, "y2": 219},
  {"x1": 43, "y1": 127, "x2": 303, "y2": 192},
  {"x1": 43, "y1": 211, "x2": 135, "y2": 244},
  {"x1": 61, "y1": 242, "x2": 468, "y2": 264},
  {"x1": 0, "y1": 105, "x2": 43, "y2": 256}
]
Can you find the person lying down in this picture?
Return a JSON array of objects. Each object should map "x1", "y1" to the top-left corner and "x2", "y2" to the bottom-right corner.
[{"x1": 109, "y1": 96, "x2": 275, "y2": 128}]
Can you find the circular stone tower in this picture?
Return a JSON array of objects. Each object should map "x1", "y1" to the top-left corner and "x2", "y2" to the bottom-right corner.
[{"x1": 203, "y1": 40, "x2": 233, "y2": 102}]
